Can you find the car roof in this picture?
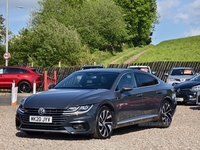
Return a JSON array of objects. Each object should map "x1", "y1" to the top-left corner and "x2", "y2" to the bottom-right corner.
[
  {"x1": 0, "y1": 66, "x2": 36, "y2": 71},
  {"x1": 171, "y1": 67, "x2": 194, "y2": 69},
  {"x1": 77, "y1": 68, "x2": 150, "y2": 74},
  {"x1": 82, "y1": 65, "x2": 104, "y2": 67},
  {"x1": 128, "y1": 65, "x2": 149, "y2": 67}
]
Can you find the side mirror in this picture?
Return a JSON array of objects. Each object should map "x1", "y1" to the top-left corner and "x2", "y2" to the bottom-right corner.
[
  {"x1": 120, "y1": 85, "x2": 133, "y2": 93},
  {"x1": 48, "y1": 84, "x2": 56, "y2": 89},
  {"x1": 164, "y1": 73, "x2": 169, "y2": 76},
  {"x1": 152, "y1": 71, "x2": 156, "y2": 75}
]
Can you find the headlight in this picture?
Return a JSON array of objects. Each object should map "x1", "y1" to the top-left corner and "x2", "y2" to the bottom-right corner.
[
  {"x1": 191, "y1": 85, "x2": 200, "y2": 91},
  {"x1": 18, "y1": 97, "x2": 28, "y2": 113},
  {"x1": 168, "y1": 78, "x2": 176, "y2": 82},
  {"x1": 64, "y1": 105, "x2": 93, "y2": 114}
]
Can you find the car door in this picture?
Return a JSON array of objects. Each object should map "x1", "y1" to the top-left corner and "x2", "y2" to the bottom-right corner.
[
  {"x1": 0, "y1": 68, "x2": 21, "y2": 88},
  {"x1": 0, "y1": 67, "x2": 14, "y2": 88},
  {"x1": 0, "y1": 67, "x2": 6, "y2": 88},
  {"x1": 134, "y1": 72, "x2": 162, "y2": 115},
  {"x1": 115, "y1": 73, "x2": 145, "y2": 123}
]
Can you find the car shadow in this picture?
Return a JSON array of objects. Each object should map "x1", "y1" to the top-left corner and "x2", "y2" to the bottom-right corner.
[
  {"x1": 15, "y1": 123, "x2": 159, "y2": 140},
  {"x1": 112, "y1": 124, "x2": 157, "y2": 137},
  {"x1": 15, "y1": 131, "x2": 92, "y2": 140},
  {"x1": 189, "y1": 105, "x2": 200, "y2": 110}
]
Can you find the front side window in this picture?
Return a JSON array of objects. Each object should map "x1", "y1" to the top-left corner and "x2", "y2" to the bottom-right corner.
[
  {"x1": 0, "y1": 68, "x2": 9, "y2": 74},
  {"x1": 135, "y1": 73, "x2": 158, "y2": 87},
  {"x1": 116, "y1": 73, "x2": 137, "y2": 91}
]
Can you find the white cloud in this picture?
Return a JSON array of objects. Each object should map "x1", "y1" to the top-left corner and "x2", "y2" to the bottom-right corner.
[
  {"x1": 175, "y1": 0, "x2": 200, "y2": 22},
  {"x1": 184, "y1": 27, "x2": 200, "y2": 37},
  {"x1": 174, "y1": 13, "x2": 188, "y2": 23},
  {"x1": 177, "y1": 0, "x2": 200, "y2": 36},
  {"x1": 157, "y1": 0, "x2": 180, "y2": 19}
]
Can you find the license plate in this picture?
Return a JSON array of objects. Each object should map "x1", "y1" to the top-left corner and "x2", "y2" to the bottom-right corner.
[
  {"x1": 176, "y1": 97, "x2": 183, "y2": 102},
  {"x1": 29, "y1": 116, "x2": 52, "y2": 123}
]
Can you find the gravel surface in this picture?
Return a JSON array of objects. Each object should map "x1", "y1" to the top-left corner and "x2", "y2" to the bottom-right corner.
[{"x1": 0, "y1": 104, "x2": 200, "y2": 150}]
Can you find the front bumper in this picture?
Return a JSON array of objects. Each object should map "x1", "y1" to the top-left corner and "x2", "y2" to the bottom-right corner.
[
  {"x1": 15, "y1": 106, "x2": 97, "y2": 135},
  {"x1": 196, "y1": 91, "x2": 200, "y2": 105},
  {"x1": 175, "y1": 90, "x2": 197, "y2": 103}
]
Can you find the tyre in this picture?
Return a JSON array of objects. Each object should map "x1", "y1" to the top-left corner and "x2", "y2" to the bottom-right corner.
[
  {"x1": 157, "y1": 100, "x2": 173, "y2": 128},
  {"x1": 18, "y1": 81, "x2": 31, "y2": 93},
  {"x1": 93, "y1": 106, "x2": 114, "y2": 139}
]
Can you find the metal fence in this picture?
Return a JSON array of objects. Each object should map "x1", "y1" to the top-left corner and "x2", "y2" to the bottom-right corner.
[{"x1": 36, "y1": 61, "x2": 200, "y2": 91}]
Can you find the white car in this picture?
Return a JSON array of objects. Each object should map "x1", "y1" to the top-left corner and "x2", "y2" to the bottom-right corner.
[
  {"x1": 164, "y1": 67, "x2": 196, "y2": 86},
  {"x1": 127, "y1": 65, "x2": 156, "y2": 75}
]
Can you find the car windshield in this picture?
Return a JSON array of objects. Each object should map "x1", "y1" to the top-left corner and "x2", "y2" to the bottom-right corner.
[
  {"x1": 171, "y1": 69, "x2": 194, "y2": 75},
  {"x1": 189, "y1": 74, "x2": 200, "y2": 81},
  {"x1": 54, "y1": 72, "x2": 119, "y2": 89}
]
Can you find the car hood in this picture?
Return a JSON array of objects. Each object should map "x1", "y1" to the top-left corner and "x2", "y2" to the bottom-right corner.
[
  {"x1": 23, "y1": 89, "x2": 110, "y2": 109},
  {"x1": 174, "y1": 81, "x2": 200, "y2": 89},
  {"x1": 169, "y1": 75, "x2": 194, "y2": 80}
]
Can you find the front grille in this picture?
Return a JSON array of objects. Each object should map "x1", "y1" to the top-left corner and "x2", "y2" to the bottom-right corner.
[
  {"x1": 20, "y1": 108, "x2": 69, "y2": 127},
  {"x1": 24, "y1": 108, "x2": 68, "y2": 115},
  {"x1": 21, "y1": 124, "x2": 65, "y2": 130},
  {"x1": 175, "y1": 79, "x2": 181, "y2": 81}
]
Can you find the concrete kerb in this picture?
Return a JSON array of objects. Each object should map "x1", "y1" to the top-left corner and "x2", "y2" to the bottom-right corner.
[{"x1": 0, "y1": 92, "x2": 33, "y2": 97}]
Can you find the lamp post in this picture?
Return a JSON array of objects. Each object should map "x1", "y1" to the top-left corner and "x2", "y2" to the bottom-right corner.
[{"x1": 5, "y1": 0, "x2": 9, "y2": 66}]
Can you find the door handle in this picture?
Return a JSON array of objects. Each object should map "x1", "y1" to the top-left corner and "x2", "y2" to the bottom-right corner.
[
  {"x1": 156, "y1": 91, "x2": 162, "y2": 94},
  {"x1": 136, "y1": 93, "x2": 143, "y2": 97}
]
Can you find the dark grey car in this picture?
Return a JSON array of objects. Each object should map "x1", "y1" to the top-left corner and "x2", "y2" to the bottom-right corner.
[{"x1": 16, "y1": 68, "x2": 177, "y2": 139}]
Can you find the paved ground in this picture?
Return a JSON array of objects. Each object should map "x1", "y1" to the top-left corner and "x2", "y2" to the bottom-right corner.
[{"x1": 0, "y1": 93, "x2": 32, "y2": 106}]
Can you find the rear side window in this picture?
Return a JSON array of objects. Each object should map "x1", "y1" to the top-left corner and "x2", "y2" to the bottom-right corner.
[
  {"x1": 0, "y1": 68, "x2": 31, "y2": 74},
  {"x1": 20, "y1": 69, "x2": 30, "y2": 73},
  {"x1": 135, "y1": 73, "x2": 158, "y2": 87},
  {"x1": 4, "y1": 68, "x2": 21, "y2": 74}
]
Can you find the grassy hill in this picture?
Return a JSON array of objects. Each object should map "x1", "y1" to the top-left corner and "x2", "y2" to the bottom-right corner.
[
  {"x1": 100, "y1": 35, "x2": 200, "y2": 66},
  {"x1": 135, "y1": 35, "x2": 200, "y2": 63}
]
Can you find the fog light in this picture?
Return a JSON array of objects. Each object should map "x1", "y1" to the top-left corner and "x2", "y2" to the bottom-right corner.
[
  {"x1": 72, "y1": 123, "x2": 85, "y2": 130},
  {"x1": 15, "y1": 115, "x2": 21, "y2": 127}
]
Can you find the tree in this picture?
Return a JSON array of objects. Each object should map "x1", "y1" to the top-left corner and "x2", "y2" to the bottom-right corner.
[
  {"x1": 0, "y1": 14, "x2": 6, "y2": 65},
  {"x1": 0, "y1": 14, "x2": 5, "y2": 44},
  {"x1": 9, "y1": 19, "x2": 90, "y2": 67},
  {"x1": 114, "y1": 0, "x2": 159, "y2": 46},
  {"x1": 36, "y1": 0, "x2": 128, "y2": 52}
]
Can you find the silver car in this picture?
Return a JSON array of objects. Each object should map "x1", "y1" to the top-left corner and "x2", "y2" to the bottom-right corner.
[{"x1": 165, "y1": 67, "x2": 196, "y2": 86}]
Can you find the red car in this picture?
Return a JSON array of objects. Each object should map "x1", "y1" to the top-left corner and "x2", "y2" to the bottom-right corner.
[{"x1": 0, "y1": 66, "x2": 42, "y2": 93}]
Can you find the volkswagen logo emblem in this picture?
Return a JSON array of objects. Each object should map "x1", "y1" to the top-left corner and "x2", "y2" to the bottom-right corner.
[
  {"x1": 38, "y1": 108, "x2": 46, "y2": 115},
  {"x1": 180, "y1": 79, "x2": 185, "y2": 82}
]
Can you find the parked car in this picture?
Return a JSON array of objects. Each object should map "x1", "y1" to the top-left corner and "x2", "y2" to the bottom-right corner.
[
  {"x1": 165, "y1": 67, "x2": 195, "y2": 86},
  {"x1": 0, "y1": 66, "x2": 42, "y2": 93},
  {"x1": 81, "y1": 65, "x2": 104, "y2": 70},
  {"x1": 196, "y1": 91, "x2": 200, "y2": 105},
  {"x1": 127, "y1": 65, "x2": 156, "y2": 75},
  {"x1": 174, "y1": 73, "x2": 200, "y2": 104},
  {"x1": 16, "y1": 68, "x2": 176, "y2": 139}
]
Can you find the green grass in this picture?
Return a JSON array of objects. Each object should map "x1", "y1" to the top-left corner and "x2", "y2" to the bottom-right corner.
[
  {"x1": 134, "y1": 35, "x2": 200, "y2": 63},
  {"x1": 92, "y1": 35, "x2": 200, "y2": 66}
]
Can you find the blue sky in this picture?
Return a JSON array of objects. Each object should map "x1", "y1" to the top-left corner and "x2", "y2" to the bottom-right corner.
[{"x1": 0, "y1": 0, "x2": 200, "y2": 45}]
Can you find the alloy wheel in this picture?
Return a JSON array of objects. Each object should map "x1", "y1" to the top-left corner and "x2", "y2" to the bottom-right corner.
[
  {"x1": 161, "y1": 101, "x2": 172, "y2": 127},
  {"x1": 94, "y1": 106, "x2": 113, "y2": 139}
]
